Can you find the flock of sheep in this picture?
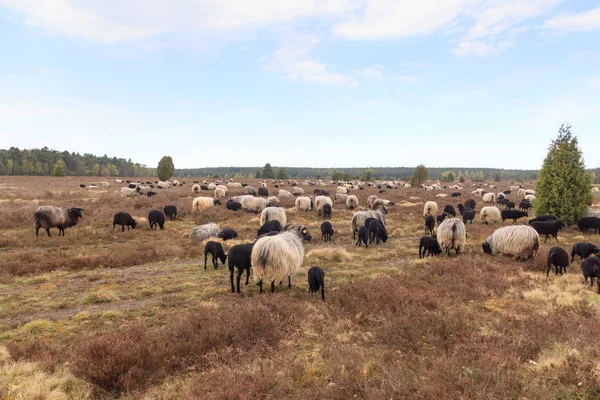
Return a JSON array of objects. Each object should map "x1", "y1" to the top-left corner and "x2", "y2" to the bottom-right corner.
[{"x1": 32, "y1": 177, "x2": 600, "y2": 299}]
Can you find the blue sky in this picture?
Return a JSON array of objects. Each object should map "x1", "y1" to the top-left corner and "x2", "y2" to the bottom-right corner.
[{"x1": 0, "y1": 1, "x2": 599, "y2": 169}]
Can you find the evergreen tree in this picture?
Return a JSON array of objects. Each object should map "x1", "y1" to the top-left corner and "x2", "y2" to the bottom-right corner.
[
  {"x1": 255, "y1": 170, "x2": 262, "y2": 179},
  {"x1": 331, "y1": 170, "x2": 343, "y2": 181},
  {"x1": 262, "y1": 163, "x2": 275, "y2": 179},
  {"x1": 459, "y1": 175, "x2": 465, "y2": 183},
  {"x1": 157, "y1": 156, "x2": 175, "y2": 181},
  {"x1": 410, "y1": 164, "x2": 428, "y2": 187},
  {"x1": 440, "y1": 171, "x2": 455, "y2": 182},
  {"x1": 342, "y1": 173, "x2": 352, "y2": 181},
  {"x1": 276, "y1": 167, "x2": 288, "y2": 179},
  {"x1": 534, "y1": 124, "x2": 593, "y2": 226},
  {"x1": 361, "y1": 168, "x2": 374, "y2": 182},
  {"x1": 53, "y1": 159, "x2": 65, "y2": 176}
]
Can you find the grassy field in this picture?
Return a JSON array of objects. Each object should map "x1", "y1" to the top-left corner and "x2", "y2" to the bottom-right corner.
[{"x1": 2, "y1": 176, "x2": 600, "y2": 399}]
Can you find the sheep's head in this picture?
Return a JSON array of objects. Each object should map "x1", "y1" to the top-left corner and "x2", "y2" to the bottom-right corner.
[
  {"x1": 300, "y1": 227, "x2": 312, "y2": 242},
  {"x1": 131, "y1": 220, "x2": 138, "y2": 229},
  {"x1": 482, "y1": 242, "x2": 492, "y2": 254},
  {"x1": 214, "y1": 199, "x2": 222, "y2": 206}
]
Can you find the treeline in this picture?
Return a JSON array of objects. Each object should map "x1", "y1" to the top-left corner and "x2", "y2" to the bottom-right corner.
[{"x1": 0, "y1": 147, "x2": 154, "y2": 177}]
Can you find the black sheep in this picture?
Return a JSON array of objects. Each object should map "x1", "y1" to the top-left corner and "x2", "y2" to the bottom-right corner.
[
  {"x1": 497, "y1": 197, "x2": 509, "y2": 208},
  {"x1": 451, "y1": 192, "x2": 461, "y2": 197},
  {"x1": 79, "y1": 184, "x2": 86, "y2": 188},
  {"x1": 228, "y1": 243, "x2": 254, "y2": 293},
  {"x1": 436, "y1": 214, "x2": 446, "y2": 225},
  {"x1": 547, "y1": 246, "x2": 569, "y2": 277},
  {"x1": 506, "y1": 201, "x2": 515, "y2": 210},
  {"x1": 443, "y1": 205, "x2": 457, "y2": 217},
  {"x1": 321, "y1": 221, "x2": 334, "y2": 242},
  {"x1": 457, "y1": 204, "x2": 475, "y2": 224},
  {"x1": 425, "y1": 215, "x2": 435, "y2": 235},
  {"x1": 356, "y1": 226, "x2": 369, "y2": 247},
  {"x1": 218, "y1": 228, "x2": 238, "y2": 240},
  {"x1": 148, "y1": 210, "x2": 165, "y2": 230},
  {"x1": 163, "y1": 205, "x2": 177, "y2": 221},
  {"x1": 419, "y1": 234, "x2": 441, "y2": 258},
  {"x1": 226, "y1": 200, "x2": 242, "y2": 211},
  {"x1": 519, "y1": 199, "x2": 532, "y2": 212},
  {"x1": 322, "y1": 204, "x2": 332, "y2": 219},
  {"x1": 577, "y1": 217, "x2": 600, "y2": 234},
  {"x1": 571, "y1": 242, "x2": 600, "y2": 263},
  {"x1": 200, "y1": 185, "x2": 208, "y2": 190},
  {"x1": 204, "y1": 241, "x2": 227, "y2": 270},
  {"x1": 529, "y1": 215, "x2": 558, "y2": 223},
  {"x1": 314, "y1": 189, "x2": 329, "y2": 196},
  {"x1": 501, "y1": 209, "x2": 528, "y2": 222},
  {"x1": 128, "y1": 183, "x2": 137, "y2": 189},
  {"x1": 581, "y1": 257, "x2": 600, "y2": 293},
  {"x1": 503, "y1": 190, "x2": 512, "y2": 195},
  {"x1": 146, "y1": 191, "x2": 157, "y2": 197},
  {"x1": 364, "y1": 217, "x2": 376, "y2": 228},
  {"x1": 112, "y1": 212, "x2": 137, "y2": 232},
  {"x1": 378, "y1": 189, "x2": 386, "y2": 193},
  {"x1": 529, "y1": 220, "x2": 563, "y2": 243},
  {"x1": 257, "y1": 220, "x2": 282, "y2": 237},
  {"x1": 307, "y1": 266, "x2": 325, "y2": 301},
  {"x1": 368, "y1": 219, "x2": 388, "y2": 244},
  {"x1": 258, "y1": 187, "x2": 269, "y2": 197},
  {"x1": 464, "y1": 199, "x2": 476, "y2": 209}
]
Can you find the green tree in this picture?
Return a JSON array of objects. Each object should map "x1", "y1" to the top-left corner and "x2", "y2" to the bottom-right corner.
[
  {"x1": 53, "y1": 159, "x2": 65, "y2": 176},
  {"x1": 276, "y1": 167, "x2": 288, "y2": 179},
  {"x1": 6, "y1": 159, "x2": 13, "y2": 175},
  {"x1": 361, "y1": 168, "x2": 374, "y2": 182},
  {"x1": 342, "y1": 173, "x2": 352, "y2": 181},
  {"x1": 262, "y1": 163, "x2": 275, "y2": 179},
  {"x1": 534, "y1": 124, "x2": 593, "y2": 226},
  {"x1": 331, "y1": 170, "x2": 343, "y2": 181},
  {"x1": 494, "y1": 172, "x2": 501, "y2": 182},
  {"x1": 157, "y1": 156, "x2": 175, "y2": 181},
  {"x1": 255, "y1": 170, "x2": 262, "y2": 179},
  {"x1": 440, "y1": 171, "x2": 455, "y2": 182},
  {"x1": 410, "y1": 164, "x2": 428, "y2": 187},
  {"x1": 459, "y1": 175, "x2": 465, "y2": 183}
]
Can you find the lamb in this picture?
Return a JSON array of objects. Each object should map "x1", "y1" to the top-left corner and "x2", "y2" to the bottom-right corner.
[
  {"x1": 260, "y1": 207, "x2": 287, "y2": 227},
  {"x1": 529, "y1": 220, "x2": 564, "y2": 243},
  {"x1": 482, "y1": 226, "x2": 539, "y2": 260},
  {"x1": 423, "y1": 201, "x2": 439, "y2": 216},
  {"x1": 258, "y1": 187, "x2": 269, "y2": 197},
  {"x1": 292, "y1": 187, "x2": 305, "y2": 196},
  {"x1": 112, "y1": 212, "x2": 137, "y2": 232},
  {"x1": 192, "y1": 197, "x2": 221, "y2": 211},
  {"x1": 128, "y1": 183, "x2": 138, "y2": 189},
  {"x1": 346, "y1": 195, "x2": 359, "y2": 210},
  {"x1": 443, "y1": 205, "x2": 456, "y2": 217},
  {"x1": 226, "y1": 200, "x2": 242, "y2": 211},
  {"x1": 228, "y1": 243, "x2": 254, "y2": 293},
  {"x1": 295, "y1": 196, "x2": 313, "y2": 211},
  {"x1": 464, "y1": 199, "x2": 476, "y2": 209},
  {"x1": 321, "y1": 221, "x2": 334, "y2": 242},
  {"x1": 245, "y1": 198, "x2": 272, "y2": 213},
  {"x1": 257, "y1": 220, "x2": 282, "y2": 237},
  {"x1": 425, "y1": 214, "x2": 435, "y2": 235},
  {"x1": 120, "y1": 187, "x2": 138, "y2": 198},
  {"x1": 79, "y1": 184, "x2": 86, "y2": 188},
  {"x1": 322, "y1": 204, "x2": 332, "y2": 219},
  {"x1": 457, "y1": 204, "x2": 475, "y2": 224},
  {"x1": 251, "y1": 231, "x2": 306, "y2": 293},
  {"x1": 356, "y1": 226, "x2": 369, "y2": 247},
  {"x1": 496, "y1": 197, "x2": 509, "y2": 208},
  {"x1": 34, "y1": 206, "x2": 84, "y2": 237},
  {"x1": 547, "y1": 246, "x2": 569, "y2": 277},
  {"x1": 351, "y1": 208, "x2": 387, "y2": 239},
  {"x1": 437, "y1": 218, "x2": 466, "y2": 256},
  {"x1": 214, "y1": 187, "x2": 226, "y2": 199},
  {"x1": 577, "y1": 217, "x2": 600, "y2": 234},
  {"x1": 571, "y1": 242, "x2": 600, "y2": 263},
  {"x1": 218, "y1": 228, "x2": 238, "y2": 241},
  {"x1": 204, "y1": 241, "x2": 227, "y2": 270},
  {"x1": 307, "y1": 266, "x2": 326, "y2": 301},
  {"x1": 482, "y1": 193, "x2": 496, "y2": 204},
  {"x1": 581, "y1": 257, "x2": 600, "y2": 293},
  {"x1": 480, "y1": 206, "x2": 501, "y2": 225},
  {"x1": 192, "y1": 184, "x2": 201, "y2": 193},
  {"x1": 190, "y1": 223, "x2": 221, "y2": 243},
  {"x1": 501, "y1": 209, "x2": 528, "y2": 222},
  {"x1": 147, "y1": 210, "x2": 165, "y2": 230},
  {"x1": 367, "y1": 219, "x2": 388, "y2": 244},
  {"x1": 200, "y1": 185, "x2": 208, "y2": 191},
  {"x1": 419, "y1": 235, "x2": 441, "y2": 258},
  {"x1": 163, "y1": 205, "x2": 177, "y2": 221},
  {"x1": 278, "y1": 189, "x2": 293, "y2": 199}
]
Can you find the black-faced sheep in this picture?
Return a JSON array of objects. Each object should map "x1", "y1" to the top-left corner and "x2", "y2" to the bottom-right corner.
[
  {"x1": 356, "y1": 226, "x2": 369, "y2": 247},
  {"x1": 529, "y1": 220, "x2": 564, "y2": 243},
  {"x1": 547, "y1": 246, "x2": 569, "y2": 277},
  {"x1": 457, "y1": 204, "x2": 475, "y2": 224},
  {"x1": 436, "y1": 214, "x2": 446, "y2": 225},
  {"x1": 285, "y1": 225, "x2": 313, "y2": 241},
  {"x1": 260, "y1": 207, "x2": 287, "y2": 227},
  {"x1": 425, "y1": 215, "x2": 435, "y2": 235},
  {"x1": 571, "y1": 242, "x2": 600, "y2": 263},
  {"x1": 228, "y1": 243, "x2": 254, "y2": 293},
  {"x1": 346, "y1": 195, "x2": 359, "y2": 210},
  {"x1": 163, "y1": 205, "x2": 177, "y2": 221},
  {"x1": 322, "y1": 204, "x2": 332, "y2": 219},
  {"x1": 482, "y1": 226, "x2": 539, "y2": 260},
  {"x1": 257, "y1": 220, "x2": 282, "y2": 237},
  {"x1": 251, "y1": 232, "x2": 305, "y2": 293},
  {"x1": 351, "y1": 208, "x2": 387, "y2": 239},
  {"x1": 34, "y1": 206, "x2": 84, "y2": 237},
  {"x1": 501, "y1": 209, "x2": 528, "y2": 223},
  {"x1": 112, "y1": 212, "x2": 137, "y2": 232},
  {"x1": 148, "y1": 210, "x2": 165, "y2": 230},
  {"x1": 226, "y1": 200, "x2": 242, "y2": 211},
  {"x1": 321, "y1": 221, "x2": 334, "y2": 242},
  {"x1": 497, "y1": 197, "x2": 509, "y2": 208},
  {"x1": 419, "y1": 234, "x2": 441, "y2": 258},
  {"x1": 218, "y1": 228, "x2": 238, "y2": 241},
  {"x1": 191, "y1": 223, "x2": 221, "y2": 242},
  {"x1": 443, "y1": 205, "x2": 457, "y2": 217},
  {"x1": 308, "y1": 266, "x2": 325, "y2": 301},
  {"x1": 582, "y1": 257, "x2": 600, "y2": 293},
  {"x1": 577, "y1": 217, "x2": 600, "y2": 234},
  {"x1": 367, "y1": 219, "x2": 388, "y2": 244},
  {"x1": 437, "y1": 218, "x2": 466, "y2": 256},
  {"x1": 204, "y1": 241, "x2": 227, "y2": 270}
]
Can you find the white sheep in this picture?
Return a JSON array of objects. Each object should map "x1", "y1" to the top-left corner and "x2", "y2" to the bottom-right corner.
[
  {"x1": 315, "y1": 195, "x2": 333, "y2": 215},
  {"x1": 336, "y1": 186, "x2": 348, "y2": 194},
  {"x1": 437, "y1": 218, "x2": 467, "y2": 255},
  {"x1": 423, "y1": 201, "x2": 438, "y2": 216},
  {"x1": 260, "y1": 207, "x2": 287, "y2": 227},
  {"x1": 436, "y1": 194, "x2": 448, "y2": 198},
  {"x1": 525, "y1": 189, "x2": 536, "y2": 196},
  {"x1": 216, "y1": 184, "x2": 228, "y2": 194},
  {"x1": 245, "y1": 197, "x2": 271, "y2": 213},
  {"x1": 214, "y1": 187, "x2": 226, "y2": 199},
  {"x1": 525, "y1": 194, "x2": 536, "y2": 202},
  {"x1": 351, "y1": 208, "x2": 387, "y2": 239},
  {"x1": 266, "y1": 196, "x2": 280, "y2": 206},
  {"x1": 482, "y1": 226, "x2": 539, "y2": 260},
  {"x1": 335, "y1": 193, "x2": 349, "y2": 204},
  {"x1": 251, "y1": 232, "x2": 305, "y2": 293},
  {"x1": 517, "y1": 189, "x2": 526, "y2": 197},
  {"x1": 207, "y1": 183, "x2": 217, "y2": 190},
  {"x1": 480, "y1": 206, "x2": 501, "y2": 225},
  {"x1": 367, "y1": 195, "x2": 378, "y2": 208},
  {"x1": 192, "y1": 197, "x2": 221, "y2": 211},
  {"x1": 120, "y1": 187, "x2": 138, "y2": 198},
  {"x1": 192, "y1": 184, "x2": 201, "y2": 193},
  {"x1": 190, "y1": 223, "x2": 221, "y2": 243},
  {"x1": 346, "y1": 195, "x2": 359, "y2": 210},
  {"x1": 482, "y1": 193, "x2": 496, "y2": 204},
  {"x1": 277, "y1": 189, "x2": 293, "y2": 199},
  {"x1": 292, "y1": 187, "x2": 305, "y2": 196},
  {"x1": 100, "y1": 181, "x2": 110, "y2": 188},
  {"x1": 157, "y1": 181, "x2": 170, "y2": 189},
  {"x1": 295, "y1": 196, "x2": 313, "y2": 211}
]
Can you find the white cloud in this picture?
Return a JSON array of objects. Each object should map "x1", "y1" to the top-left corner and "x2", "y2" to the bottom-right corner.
[
  {"x1": 542, "y1": 8, "x2": 600, "y2": 32},
  {"x1": 391, "y1": 75, "x2": 421, "y2": 83},
  {"x1": 353, "y1": 65, "x2": 384, "y2": 80}
]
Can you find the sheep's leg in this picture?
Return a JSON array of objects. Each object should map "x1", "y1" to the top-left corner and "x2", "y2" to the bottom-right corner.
[
  {"x1": 213, "y1": 255, "x2": 218, "y2": 270},
  {"x1": 271, "y1": 281, "x2": 275, "y2": 293},
  {"x1": 245, "y1": 268, "x2": 250, "y2": 285},
  {"x1": 122, "y1": 225, "x2": 125, "y2": 232},
  {"x1": 321, "y1": 285, "x2": 325, "y2": 301},
  {"x1": 237, "y1": 269, "x2": 244, "y2": 293},
  {"x1": 204, "y1": 254, "x2": 208, "y2": 270},
  {"x1": 230, "y1": 268, "x2": 235, "y2": 293},
  {"x1": 546, "y1": 264, "x2": 551, "y2": 277},
  {"x1": 288, "y1": 276, "x2": 291, "y2": 289},
  {"x1": 258, "y1": 279, "x2": 263, "y2": 294},
  {"x1": 46, "y1": 228, "x2": 51, "y2": 237}
]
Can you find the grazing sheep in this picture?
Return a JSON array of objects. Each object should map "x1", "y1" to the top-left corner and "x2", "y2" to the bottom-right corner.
[
  {"x1": 258, "y1": 187, "x2": 269, "y2": 197},
  {"x1": 356, "y1": 226, "x2": 369, "y2": 247},
  {"x1": 506, "y1": 201, "x2": 515, "y2": 210},
  {"x1": 501, "y1": 209, "x2": 528, "y2": 222},
  {"x1": 525, "y1": 194, "x2": 536, "y2": 202},
  {"x1": 472, "y1": 188, "x2": 486, "y2": 197},
  {"x1": 315, "y1": 196, "x2": 334, "y2": 216},
  {"x1": 436, "y1": 214, "x2": 446, "y2": 225},
  {"x1": 244, "y1": 186, "x2": 257, "y2": 196},
  {"x1": 571, "y1": 242, "x2": 600, "y2": 263},
  {"x1": 581, "y1": 257, "x2": 600, "y2": 293},
  {"x1": 112, "y1": 212, "x2": 137, "y2": 232},
  {"x1": 120, "y1": 187, "x2": 138, "y2": 198},
  {"x1": 419, "y1": 235, "x2": 441, "y2": 258},
  {"x1": 79, "y1": 184, "x2": 86, "y2": 188},
  {"x1": 321, "y1": 221, "x2": 334, "y2": 242},
  {"x1": 367, "y1": 195, "x2": 379, "y2": 208},
  {"x1": 518, "y1": 189, "x2": 526, "y2": 197},
  {"x1": 337, "y1": 186, "x2": 348, "y2": 194},
  {"x1": 497, "y1": 192, "x2": 506, "y2": 200},
  {"x1": 192, "y1": 197, "x2": 221, "y2": 211},
  {"x1": 437, "y1": 218, "x2": 466, "y2": 256},
  {"x1": 547, "y1": 247, "x2": 569, "y2": 277},
  {"x1": 34, "y1": 206, "x2": 84, "y2": 237},
  {"x1": 443, "y1": 205, "x2": 457, "y2": 217},
  {"x1": 227, "y1": 182, "x2": 242, "y2": 188},
  {"x1": 335, "y1": 193, "x2": 349, "y2": 204},
  {"x1": 252, "y1": 231, "x2": 306, "y2": 293},
  {"x1": 191, "y1": 223, "x2": 221, "y2": 243},
  {"x1": 373, "y1": 198, "x2": 394, "y2": 209},
  {"x1": 218, "y1": 228, "x2": 238, "y2": 241},
  {"x1": 578, "y1": 217, "x2": 600, "y2": 234},
  {"x1": 228, "y1": 243, "x2": 254, "y2": 293},
  {"x1": 207, "y1": 183, "x2": 216, "y2": 190},
  {"x1": 351, "y1": 208, "x2": 387, "y2": 239},
  {"x1": 457, "y1": 204, "x2": 475, "y2": 224},
  {"x1": 497, "y1": 197, "x2": 509, "y2": 208},
  {"x1": 163, "y1": 205, "x2": 177, "y2": 221},
  {"x1": 409, "y1": 196, "x2": 421, "y2": 201},
  {"x1": 204, "y1": 241, "x2": 227, "y2": 270},
  {"x1": 525, "y1": 189, "x2": 536, "y2": 196},
  {"x1": 529, "y1": 220, "x2": 564, "y2": 243},
  {"x1": 260, "y1": 207, "x2": 287, "y2": 227},
  {"x1": 214, "y1": 187, "x2": 226, "y2": 199},
  {"x1": 425, "y1": 215, "x2": 435, "y2": 235},
  {"x1": 423, "y1": 201, "x2": 438, "y2": 216},
  {"x1": 307, "y1": 266, "x2": 325, "y2": 301},
  {"x1": 313, "y1": 188, "x2": 329, "y2": 196},
  {"x1": 148, "y1": 210, "x2": 165, "y2": 230},
  {"x1": 257, "y1": 220, "x2": 282, "y2": 237},
  {"x1": 278, "y1": 189, "x2": 293, "y2": 199},
  {"x1": 482, "y1": 193, "x2": 496, "y2": 204},
  {"x1": 529, "y1": 215, "x2": 558, "y2": 223},
  {"x1": 128, "y1": 183, "x2": 138, "y2": 189},
  {"x1": 192, "y1": 184, "x2": 201, "y2": 193},
  {"x1": 368, "y1": 219, "x2": 388, "y2": 244},
  {"x1": 200, "y1": 185, "x2": 209, "y2": 191},
  {"x1": 244, "y1": 197, "x2": 271, "y2": 213},
  {"x1": 226, "y1": 200, "x2": 242, "y2": 211},
  {"x1": 482, "y1": 226, "x2": 539, "y2": 260},
  {"x1": 322, "y1": 204, "x2": 332, "y2": 219},
  {"x1": 157, "y1": 181, "x2": 170, "y2": 189},
  {"x1": 285, "y1": 225, "x2": 312, "y2": 241},
  {"x1": 266, "y1": 196, "x2": 280, "y2": 206},
  {"x1": 292, "y1": 187, "x2": 305, "y2": 196},
  {"x1": 451, "y1": 192, "x2": 461, "y2": 197},
  {"x1": 480, "y1": 206, "x2": 501, "y2": 225},
  {"x1": 346, "y1": 195, "x2": 359, "y2": 210},
  {"x1": 295, "y1": 196, "x2": 314, "y2": 212}
]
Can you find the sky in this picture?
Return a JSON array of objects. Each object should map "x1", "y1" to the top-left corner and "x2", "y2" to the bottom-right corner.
[{"x1": 0, "y1": 1, "x2": 599, "y2": 170}]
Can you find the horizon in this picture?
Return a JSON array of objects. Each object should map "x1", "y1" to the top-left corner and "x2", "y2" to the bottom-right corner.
[{"x1": 1, "y1": 1, "x2": 599, "y2": 169}]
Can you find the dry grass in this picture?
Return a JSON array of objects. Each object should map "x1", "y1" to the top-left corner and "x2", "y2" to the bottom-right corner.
[{"x1": 2, "y1": 176, "x2": 600, "y2": 398}]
